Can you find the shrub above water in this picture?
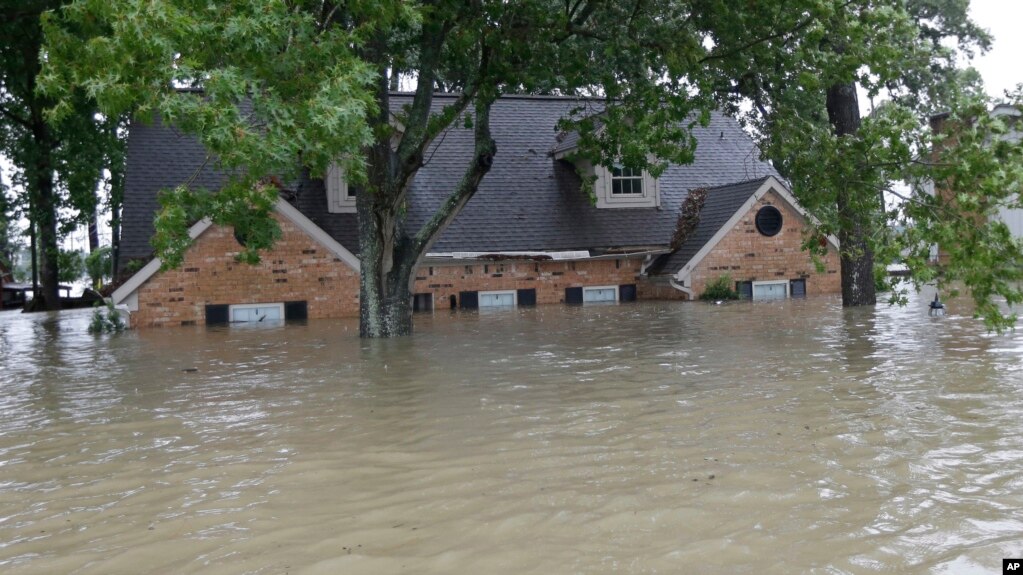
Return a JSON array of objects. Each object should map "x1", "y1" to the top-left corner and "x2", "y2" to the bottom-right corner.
[
  {"x1": 89, "y1": 300, "x2": 126, "y2": 334},
  {"x1": 700, "y1": 275, "x2": 740, "y2": 301}
]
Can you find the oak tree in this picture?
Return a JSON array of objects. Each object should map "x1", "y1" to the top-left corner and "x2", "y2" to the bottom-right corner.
[{"x1": 41, "y1": 0, "x2": 1023, "y2": 333}]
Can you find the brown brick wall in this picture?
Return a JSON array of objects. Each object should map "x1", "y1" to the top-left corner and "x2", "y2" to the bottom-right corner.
[
  {"x1": 131, "y1": 219, "x2": 647, "y2": 326},
  {"x1": 133, "y1": 215, "x2": 360, "y2": 327},
  {"x1": 130, "y1": 192, "x2": 839, "y2": 326},
  {"x1": 413, "y1": 258, "x2": 644, "y2": 309},
  {"x1": 687, "y1": 190, "x2": 841, "y2": 297},
  {"x1": 637, "y1": 281, "x2": 689, "y2": 301}
]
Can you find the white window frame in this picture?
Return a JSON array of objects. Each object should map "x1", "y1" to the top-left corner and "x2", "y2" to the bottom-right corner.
[
  {"x1": 229, "y1": 302, "x2": 285, "y2": 323},
  {"x1": 751, "y1": 280, "x2": 789, "y2": 301},
  {"x1": 593, "y1": 161, "x2": 660, "y2": 209},
  {"x1": 583, "y1": 285, "x2": 619, "y2": 303},
  {"x1": 478, "y1": 289, "x2": 517, "y2": 308},
  {"x1": 610, "y1": 164, "x2": 645, "y2": 196},
  {"x1": 326, "y1": 162, "x2": 356, "y2": 214}
]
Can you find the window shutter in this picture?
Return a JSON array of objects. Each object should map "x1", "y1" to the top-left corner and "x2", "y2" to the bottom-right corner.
[
  {"x1": 516, "y1": 288, "x2": 537, "y2": 306},
  {"x1": 565, "y1": 286, "x2": 583, "y2": 305},
  {"x1": 619, "y1": 284, "x2": 637, "y2": 302},
  {"x1": 789, "y1": 279, "x2": 806, "y2": 297},
  {"x1": 205, "y1": 304, "x2": 229, "y2": 325},
  {"x1": 459, "y1": 291, "x2": 479, "y2": 309},
  {"x1": 285, "y1": 300, "x2": 308, "y2": 321}
]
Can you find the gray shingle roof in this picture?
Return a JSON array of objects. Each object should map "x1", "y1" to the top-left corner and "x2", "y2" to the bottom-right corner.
[
  {"x1": 648, "y1": 177, "x2": 772, "y2": 275},
  {"x1": 119, "y1": 93, "x2": 779, "y2": 273},
  {"x1": 119, "y1": 123, "x2": 358, "y2": 262},
  {"x1": 401, "y1": 94, "x2": 778, "y2": 254},
  {"x1": 120, "y1": 122, "x2": 226, "y2": 262}
]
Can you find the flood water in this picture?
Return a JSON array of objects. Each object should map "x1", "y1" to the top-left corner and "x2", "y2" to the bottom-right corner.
[{"x1": 1, "y1": 294, "x2": 1022, "y2": 574}]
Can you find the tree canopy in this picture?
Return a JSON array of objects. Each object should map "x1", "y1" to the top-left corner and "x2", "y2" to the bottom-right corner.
[
  {"x1": 39, "y1": 0, "x2": 1023, "y2": 332},
  {"x1": 2, "y1": 0, "x2": 123, "y2": 308}
]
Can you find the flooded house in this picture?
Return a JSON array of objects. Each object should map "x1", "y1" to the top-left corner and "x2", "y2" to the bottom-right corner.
[{"x1": 112, "y1": 94, "x2": 840, "y2": 327}]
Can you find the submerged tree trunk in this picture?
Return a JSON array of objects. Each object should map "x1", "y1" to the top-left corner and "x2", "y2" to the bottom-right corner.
[
  {"x1": 357, "y1": 91, "x2": 497, "y2": 336},
  {"x1": 356, "y1": 27, "x2": 496, "y2": 337},
  {"x1": 28, "y1": 119, "x2": 62, "y2": 311},
  {"x1": 357, "y1": 205, "x2": 418, "y2": 337},
  {"x1": 109, "y1": 193, "x2": 122, "y2": 279},
  {"x1": 16, "y1": 13, "x2": 62, "y2": 311},
  {"x1": 107, "y1": 119, "x2": 125, "y2": 279},
  {"x1": 826, "y1": 81, "x2": 876, "y2": 307},
  {"x1": 357, "y1": 106, "x2": 497, "y2": 336}
]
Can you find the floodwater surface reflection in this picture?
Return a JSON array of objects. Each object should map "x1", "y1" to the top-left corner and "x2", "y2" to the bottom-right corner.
[{"x1": 1, "y1": 294, "x2": 1022, "y2": 574}]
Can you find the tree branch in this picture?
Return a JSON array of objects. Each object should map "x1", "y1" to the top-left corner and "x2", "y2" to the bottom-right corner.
[
  {"x1": 393, "y1": 16, "x2": 455, "y2": 176},
  {"x1": 390, "y1": 8, "x2": 488, "y2": 213},
  {"x1": 698, "y1": 0, "x2": 855, "y2": 65},
  {"x1": 0, "y1": 102, "x2": 32, "y2": 130},
  {"x1": 318, "y1": 0, "x2": 342, "y2": 33},
  {"x1": 412, "y1": 97, "x2": 497, "y2": 257}
]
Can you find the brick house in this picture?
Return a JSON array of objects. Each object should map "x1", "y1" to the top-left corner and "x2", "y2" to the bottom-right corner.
[{"x1": 112, "y1": 94, "x2": 840, "y2": 327}]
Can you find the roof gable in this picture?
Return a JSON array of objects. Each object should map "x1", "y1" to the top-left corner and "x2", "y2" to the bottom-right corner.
[
  {"x1": 651, "y1": 176, "x2": 839, "y2": 278},
  {"x1": 112, "y1": 199, "x2": 359, "y2": 310}
]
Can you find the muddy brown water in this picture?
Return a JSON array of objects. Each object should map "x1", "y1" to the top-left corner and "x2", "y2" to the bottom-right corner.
[{"x1": 1, "y1": 294, "x2": 1022, "y2": 574}]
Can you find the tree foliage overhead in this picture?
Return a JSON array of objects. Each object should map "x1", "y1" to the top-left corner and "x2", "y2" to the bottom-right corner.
[
  {"x1": 703, "y1": 0, "x2": 1022, "y2": 329},
  {"x1": 2, "y1": 0, "x2": 124, "y2": 308},
  {"x1": 40, "y1": 0, "x2": 1023, "y2": 332}
]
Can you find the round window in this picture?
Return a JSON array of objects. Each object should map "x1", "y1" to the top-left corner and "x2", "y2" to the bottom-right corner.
[{"x1": 755, "y1": 206, "x2": 783, "y2": 237}]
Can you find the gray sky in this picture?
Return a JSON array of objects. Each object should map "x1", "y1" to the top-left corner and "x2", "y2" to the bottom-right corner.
[{"x1": 970, "y1": 0, "x2": 1023, "y2": 99}]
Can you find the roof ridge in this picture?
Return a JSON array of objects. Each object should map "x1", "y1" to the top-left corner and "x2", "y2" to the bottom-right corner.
[{"x1": 697, "y1": 175, "x2": 773, "y2": 193}]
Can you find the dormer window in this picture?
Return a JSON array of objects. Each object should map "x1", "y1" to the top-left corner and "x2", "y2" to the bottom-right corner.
[
  {"x1": 326, "y1": 162, "x2": 356, "y2": 213},
  {"x1": 594, "y1": 162, "x2": 659, "y2": 209},
  {"x1": 611, "y1": 165, "x2": 645, "y2": 196},
  {"x1": 552, "y1": 126, "x2": 660, "y2": 209}
]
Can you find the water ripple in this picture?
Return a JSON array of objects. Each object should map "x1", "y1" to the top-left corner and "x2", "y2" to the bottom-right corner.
[{"x1": 1, "y1": 295, "x2": 1022, "y2": 573}]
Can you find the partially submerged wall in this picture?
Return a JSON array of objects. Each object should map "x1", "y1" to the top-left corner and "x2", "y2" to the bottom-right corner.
[
  {"x1": 413, "y1": 258, "x2": 645, "y2": 309},
  {"x1": 132, "y1": 215, "x2": 359, "y2": 327},
  {"x1": 688, "y1": 190, "x2": 840, "y2": 297}
]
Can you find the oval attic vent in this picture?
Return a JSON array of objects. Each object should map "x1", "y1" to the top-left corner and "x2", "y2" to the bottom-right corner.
[{"x1": 755, "y1": 205, "x2": 783, "y2": 237}]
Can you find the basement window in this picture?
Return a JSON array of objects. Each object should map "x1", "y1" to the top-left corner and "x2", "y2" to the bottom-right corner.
[
  {"x1": 229, "y1": 302, "x2": 285, "y2": 323},
  {"x1": 478, "y1": 290, "x2": 517, "y2": 308},
  {"x1": 751, "y1": 280, "x2": 788, "y2": 301},
  {"x1": 583, "y1": 285, "x2": 618, "y2": 303},
  {"x1": 206, "y1": 301, "x2": 306, "y2": 325}
]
